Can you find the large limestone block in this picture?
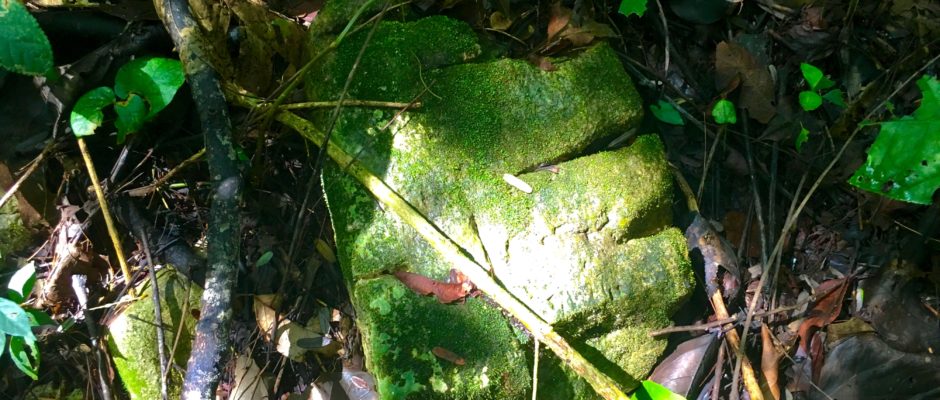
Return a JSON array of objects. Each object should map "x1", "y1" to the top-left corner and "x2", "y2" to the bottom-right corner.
[
  {"x1": 108, "y1": 268, "x2": 201, "y2": 399},
  {"x1": 311, "y1": 16, "x2": 694, "y2": 398}
]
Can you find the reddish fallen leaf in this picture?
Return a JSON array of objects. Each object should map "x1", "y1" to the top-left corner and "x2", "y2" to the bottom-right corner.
[
  {"x1": 797, "y1": 277, "x2": 850, "y2": 353},
  {"x1": 714, "y1": 41, "x2": 776, "y2": 123},
  {"x1": 394, "y1": 271, "x2": 471, "y2": 304},
  {"x1": 432, "y1": 346, "x2": 466, "y2": 365}
]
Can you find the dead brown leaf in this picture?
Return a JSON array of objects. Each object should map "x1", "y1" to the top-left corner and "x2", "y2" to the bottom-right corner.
[
  {"x1": 545, "y1": 3, "x2": 616, "y2": 50},
  {"x1": 715, "y1": 41, "x2": 777, "y2": 123},
  {"x1": 761, "y1": 324, "x2": 782, "y2": 400},
  {"x1": 797, "y1": 278, "x2": 850, "y2": 353},
  {"x1": 394, "y1": 271, "x2": 471, "y2": 304}
]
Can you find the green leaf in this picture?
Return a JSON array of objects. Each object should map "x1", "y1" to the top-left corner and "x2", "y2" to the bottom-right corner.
[
  {"x1": 0, "y1": 0, "x2": 53, "y2": 75},
  {"x1": 9, "y1": 335, "x2": 39, "y2": 380},
  {"x1": 255, "y1": 251, "x2": 274, "y2": 268},
  {"x1": 70, "y1": 87, "x2": 115, "y2": 137},
  {"x1": 25, "y1": 309, "x2": 55, "y2": 328},
  {"x1": 618, "y1": 0, "x2": 647, "y2": 17},
  {"x1": 650, "y1": 100, "x2": 685, "y2": 125},
  {"x1": 711, "y1": 99, "x2": 737, "y2": 124},
  {"x1": 796, "y1": 125, "x2": 809, "y2": 152},
  {"x1": 0, "y1": 297, "x2": 35, "y2": 340},
  {"x1": 630, "y1": 380, "x2": 686, "y2": 400},
  {"x1": 800, "y1": 62, "x2": 834, "y2": 90},
  {"x1": 799, "y1": 90, "x2": 823, "y2": 111},
  {"x1": 114, "y1": 93, "x2": 148, "y2": 143},
  {"x1": 823, "y1": 89, "x2": 845, "y2": 108},
  {"x1": 6, "y1": 262, "x2": 36, "y2": 303},
  {"x1": 114, "y1": 57, "x2": 185, "y2": 119},
  {"x1": 849, "y1": 75, "x2": 940, "y2": 204}
]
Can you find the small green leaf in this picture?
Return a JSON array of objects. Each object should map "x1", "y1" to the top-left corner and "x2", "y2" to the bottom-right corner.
[
  {"x1": 114, "y1": 93, "x2": 148, "y2": 143},
  {"x1": 711, "y1": 99, "x2": 737, "y2": 124},
  {"x1": 650, "y1": 100, "x2": 685, "y2": 125},
  {"x1": 25, "y1": 309, "x2": 55, "y2": 328},
  {"x1": 849, "y1": 75, "x2": 940, "y2": 204},
  {"x1": 800, "y1": 62, "x2": 834, "y2": 90},
  {"x1": 0, "y1": 0, "x2": 53, "y2": 75},
  {"x1": 9, "y1": 335, "x2": 39, "y2": 380},
  {"x1": 255, "y1": 251, "x2": 274, "y2": 268},
  {"x1": 6, "y1": 262, "x2": 36, "y2": 303},
  {"x1": 799, "y1": 90, "x2": 823, "y2": 111},
  {"x1": 70, "y1": 87, "x2": 116, "y2": 137},
  {"x1": 114, "y1": 57, "x2": 185, "y2": 119},
  {"x1": 796, "y1": 125, "x2": 809, "y2": 152},
  {"x1": 630, "y1": 380, "x2": 686, "y2": 400},
  {"x1": 0, "y1": 298, "x2": 35, "y2": 340},
  {"x1": 618, "y1": 0, "x2": 647, "y2": 17},
  {"x1": 823, "y1": 89, "x2": 845, "y2": 108}
]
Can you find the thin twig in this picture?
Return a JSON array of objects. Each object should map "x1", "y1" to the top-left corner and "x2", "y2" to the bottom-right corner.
[
  {"x1": 76, "y1": 137, "x2": 135, "y2": 297},
  {"x1": 0, "y1": 140, "x2": 56, "y2": 209},
  {"x1": 653, "y1": 0, "x2": 670, "y2": 73},
  {"x1": 139, "y1": 229, "x2": 170, "y2": 400},
  {"x1": 126, "y1": 147, "x2": 206, "y2": 197},
  {"x1": 281, "y1": 99, "x2": 419, "y2": 110},
  {"x1": 732, "y1": 112, "x2": 770, "y2": 400},
  {"x1": 71, "y1": 275, "x2": 114, "y2": 400},
  {"x1": 532, "y1": 339, "x2": 540, "y2": 400}
]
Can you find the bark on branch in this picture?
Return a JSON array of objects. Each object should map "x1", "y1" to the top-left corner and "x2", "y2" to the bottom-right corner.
[{"x1": 153, "y1": 0, "x2": 242, "y2": 398}]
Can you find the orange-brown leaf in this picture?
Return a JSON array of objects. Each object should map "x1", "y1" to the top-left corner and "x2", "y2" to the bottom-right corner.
[
  {"x1": 394, "y1": 271, "x2": 471, "y2": 304},
  {"x1": 797, "y1": 278, "x2": 850, "y2": 352}
]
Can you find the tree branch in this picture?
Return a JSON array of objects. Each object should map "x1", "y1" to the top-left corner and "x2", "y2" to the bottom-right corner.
[{"x1": 153, "y1": 0, "x2": 242, "y2": 398}]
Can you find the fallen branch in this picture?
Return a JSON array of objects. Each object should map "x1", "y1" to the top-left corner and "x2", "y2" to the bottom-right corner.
[
  {"x1": 153, "y1": 0, "x2": 243, "y2": 398},
  {"x1": 227, "y1": 89, "x2": 629, "y2": 400}
]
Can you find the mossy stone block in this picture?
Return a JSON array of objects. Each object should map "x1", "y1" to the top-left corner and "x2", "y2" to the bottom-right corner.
[
  {"x1": 354, "y1": 276, "x2": 530, "y2": 399},
  {"x1": 108, "y1": 268, "x2": 201, "y2": 399},
  {"x1": 313, "y1": 16, "x2": 692, "y2": 398}
]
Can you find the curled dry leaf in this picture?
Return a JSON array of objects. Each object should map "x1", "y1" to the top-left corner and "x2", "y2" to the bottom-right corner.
[
  {"x1": 797, "y1": 277, "x2": 850, "y2": 353},
  {"x1": 394, "y1": 271, "x2": 472, "y2": 304},
  {"x1": 761, "y1": 324, "x2": 782, "y2": 400},
  {"x1": 432, "y1": 346, "x2": 466, "y2": 365},
  {"x1": 545, "y1": 3, "x2": 616, "y2": 50}
]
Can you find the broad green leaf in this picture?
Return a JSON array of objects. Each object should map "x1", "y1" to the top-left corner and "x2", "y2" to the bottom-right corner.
[
  {"x1": 796, "y1": 125, "x2": 809, "y2": 152},
  {"x1": 650, "y1": 100, "x2": 685, "y2": 125},
  {"x1": 823, "y1": 89, "x2": 845, "y2": 108},
  {"x1": 630, "y1": 380, "x2": 686, "y2": 400},
  {"x1": 800, "y1": 62, "x2": 834, "y2": 90},
  {"x1": 712, "y1": 99, "x2": 737, "y2": 124},
  {"x1": 9, "y1": 335, "x2": 39, "y2": 380},
  {"x1": 114, "y1": 57, "x2": 185, "y2": 119},
  {"x1": 114, "y1": 93, "x2": 148, "y2": 143},
  {"x1": 0, "y1": 334, "x2": 5, "y2": 358},
  {"x1": 0, "y1": 0, "x2": 53, "y2": 75},
  {"x1": 849, "y1": 75, "x2": 940, "y2": 204},
  {"x1": 0, "y1": 297, "x2": 35, "y2": 340},
  {"x1": 255, "y1": 251, "x2": 274, "y2": 267},
  {"x1": 6, "y1": 262, "x2": 36, "y2": 303},
  {"x1": 618, "y1": 0, "x2": 647, "y2": 17},
  {"x1": 799, "y1": 90, "x2": 823, "y2": 111},
  {"x1": 70, "y1": 87, "x2": 115, "y2": 137}
]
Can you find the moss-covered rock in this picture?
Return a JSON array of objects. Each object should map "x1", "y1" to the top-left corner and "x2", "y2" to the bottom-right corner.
[
  {"x1": 311, "y1": 16, "x2": 694, "y2": 398},
  {"x1": 0, "y1": 188, "x2": 30, "y2": 267},
  {"x1": 355, "y1": 276, "x2": 530, "y2": 399},
  {"x1": 108, "y1": 267, "x2": 201, "y2": 399}
]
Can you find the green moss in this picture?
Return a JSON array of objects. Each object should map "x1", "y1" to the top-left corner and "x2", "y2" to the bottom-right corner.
[
  {"x1": 354, "y1": 276, "x2": 530, "y2": 399},
  {"x1": 108, "y1": 267, "x2": 202, "y2": 400},
  {"x1": 314, "y1": 16, "x2": 692, "y2": 400},
  {"x1": 0, "y1": 189, "x2": 30, "y2": 266}
]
